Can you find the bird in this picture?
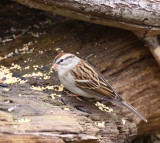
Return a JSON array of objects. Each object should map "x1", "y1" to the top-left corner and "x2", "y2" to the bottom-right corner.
[{"x1": 51, "y1": 53, "x2": 147, "y2": 122}]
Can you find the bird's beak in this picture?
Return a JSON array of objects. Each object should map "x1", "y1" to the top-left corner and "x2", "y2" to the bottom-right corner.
[{"x1": 51, "y1": 63, "x2": 57, "y2": 70}]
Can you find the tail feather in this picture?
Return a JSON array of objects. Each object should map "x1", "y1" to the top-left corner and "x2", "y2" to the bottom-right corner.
[{"x1": 122, "y1": 101, "x2": 147, "y2": 122}]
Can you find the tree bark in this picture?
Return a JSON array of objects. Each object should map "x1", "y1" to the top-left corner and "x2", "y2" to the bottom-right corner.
[
  {"x1": 11, "y1": 0, "x2": 160, "y2": 67},
  {"x1": 0, "y1": 1, "x2": 160, "y2": 143},
  {"x1": 12, "y1": 0, "x2": 160, "y2": 37}
]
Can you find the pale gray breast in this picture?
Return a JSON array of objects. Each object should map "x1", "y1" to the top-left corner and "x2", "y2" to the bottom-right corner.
[
  {"x1": 59, "y1": 70, "x2": 75, "y2": 87},
  {"x1": 58, "y1": 70, "x2": 91, "y2": 97}
]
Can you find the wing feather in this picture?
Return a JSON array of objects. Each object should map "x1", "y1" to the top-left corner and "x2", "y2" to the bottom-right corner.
[{"x1": 70, "y1": 60, "x2": 121, "y2": 100}]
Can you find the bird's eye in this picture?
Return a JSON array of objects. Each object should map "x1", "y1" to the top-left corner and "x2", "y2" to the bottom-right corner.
[{"x1": 60, "y1": 59, "x2": 63, "y2": 62}]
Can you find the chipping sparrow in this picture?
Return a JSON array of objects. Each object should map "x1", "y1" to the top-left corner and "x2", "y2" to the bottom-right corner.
[{"x1": 52, "y1": 53, "x2": 147, "y2": 122}]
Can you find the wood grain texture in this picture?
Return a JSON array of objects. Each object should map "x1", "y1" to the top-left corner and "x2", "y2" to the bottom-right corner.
[
  {"x1": 0, "y1": 2, "x2": 160, "y2": 142},
  {"x1": 11, "y1": 0, "x2": 160, "y2": 65},
  {"x1": 12, "y1": 0, "x2": 160, "y2": 37},
  {"x1": 142, "y1": 36, "x2": 160, "y2": 66}
]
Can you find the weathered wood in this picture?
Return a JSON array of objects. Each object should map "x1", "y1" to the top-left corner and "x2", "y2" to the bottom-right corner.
[
  {"x1": 0, "y1": 1, "x2": 160, "y2": 143},
  {"x1": 143, "y1": 36, "x2": 160, "y2": 66},
  {"x1": 133, "y1": 32, "x2": 160, "y2": 66},
  {"x1": 0, "y1": 83, "x2": 136, "y2": 143},
  {"x1": 0, "y1": 133, "x2": 65, "y2": 143},
  {"x1": 12, "y1": 0, "x2": 160, "y2": 37},
  {"x1": 0, "y1": 86, "x2": 99, "y2": 143},
  {"x1": 11, "y1": 0, "x2": 160, "y2": 66}
]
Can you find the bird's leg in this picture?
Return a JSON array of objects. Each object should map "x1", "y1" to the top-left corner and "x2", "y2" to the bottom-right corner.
[
  {"x1": 68, "y1": 94, "x2": 83, "y2": 102},
  {"x1": 63, "y1": 90, "x2": 83, "y2": 102}
]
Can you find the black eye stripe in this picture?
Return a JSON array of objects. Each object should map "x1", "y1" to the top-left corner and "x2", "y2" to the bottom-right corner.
[{"x1": 57, "y1": 55, "x2": 74, "y2": 64}]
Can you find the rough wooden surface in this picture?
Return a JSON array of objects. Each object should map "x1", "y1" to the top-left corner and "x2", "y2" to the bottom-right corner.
[
  {"x1": 0, "y1": 84, "x2": 100, "y2": 143},
  {"x1": 142, "y1": 36, "x2": 160, "y2": 66},
  {"x1": 12, "y1": 0, "x2": 160, "y2": 37},
  {"x1": 11, "y1": 0, "x2": 160, "y2": 67},
  {"x1": 0, "y1": 1, "x2": 160, "y2": 143},
  {"x1": 0, "y1": 133, "x2": 65, "y2": 143}
]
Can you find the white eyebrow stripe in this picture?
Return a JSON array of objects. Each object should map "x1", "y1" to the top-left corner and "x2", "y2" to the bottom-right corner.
[{"x1": 76, "y1": 79, "x2": 90, "y2": 82}]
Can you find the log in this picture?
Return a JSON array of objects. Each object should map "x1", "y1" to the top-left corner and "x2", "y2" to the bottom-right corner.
[
  {"x1": 11, "y1": 0, "x2": 160, "y2": 36},
  {"x1": 11, "y1": 0, "x2": 160, "y2": 70},
  {"x1": 0, "y1": 1, "x2": 160, "y2": 143}
]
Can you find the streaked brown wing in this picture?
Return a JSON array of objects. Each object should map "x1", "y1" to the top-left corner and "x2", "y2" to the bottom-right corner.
[
  {"x1": 70, "y1": 60, "x2": 100, "y2": 89},
  {"x1": 96, "y1": 76, "x2": 121, "y2": 100},
  {"x1": 70, "y1": 60, "x2": 121, "y2": 100}
]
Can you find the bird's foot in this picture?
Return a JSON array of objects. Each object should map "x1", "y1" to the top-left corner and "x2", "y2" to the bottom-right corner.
[{"x1": 64, "y1": 90, "x2": 83, "y2": 102}]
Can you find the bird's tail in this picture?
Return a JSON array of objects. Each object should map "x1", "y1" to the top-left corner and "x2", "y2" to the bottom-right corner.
[{"x1": 122, "y1": 101, "x2": 147, "y2": 122}]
